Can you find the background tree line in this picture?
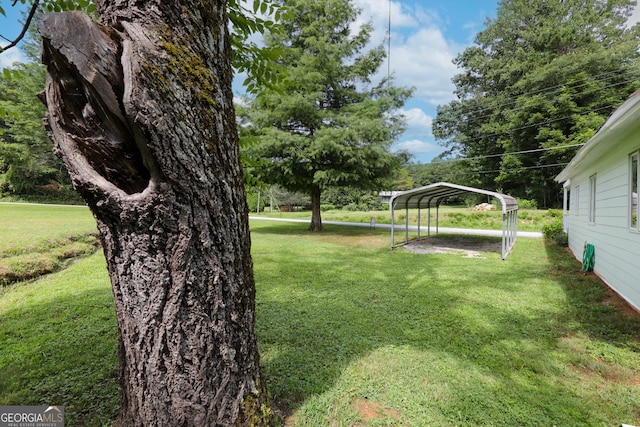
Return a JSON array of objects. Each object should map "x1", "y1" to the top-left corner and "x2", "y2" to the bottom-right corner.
[
  {"x1": 0, "y1": 36, "x2": 77, "y2": 200},
  {"x1": 6, "y1": 0, "x2": 639, "y2": 211},
  {"x1": 432, "y1": 0, "x2": 640, "y2": 208}
]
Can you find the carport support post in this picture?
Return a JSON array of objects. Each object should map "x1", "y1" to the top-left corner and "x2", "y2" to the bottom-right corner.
[
  {"x1": 417, "y1": 206, "x2": 421, "y2": 239},
  {"x1": 427, "y1": 206, "x2": 431, "y2": 237},
  {"x1": 405, "y1": 205, "x2": 409, "y2": 244},
  {"x1": 390, "y1": 201, "x2": 395, "y2": 247},
  {"x1": 501, "y1": 212, "x2": 506, "y2": 260}
]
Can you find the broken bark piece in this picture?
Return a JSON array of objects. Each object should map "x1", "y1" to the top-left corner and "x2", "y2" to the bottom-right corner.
[{"x1": 38, "y1": 11, "x2": 150, "y2": 196}]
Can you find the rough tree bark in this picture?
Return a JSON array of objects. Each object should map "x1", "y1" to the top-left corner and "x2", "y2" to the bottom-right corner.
[{"x1": 37, "y1": 1, "x2": 272, "y2": 425}]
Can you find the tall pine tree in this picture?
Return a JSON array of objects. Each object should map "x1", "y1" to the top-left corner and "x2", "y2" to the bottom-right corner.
[{"x1": 241, "y1": 0, "x2": 412, "y2": 231}]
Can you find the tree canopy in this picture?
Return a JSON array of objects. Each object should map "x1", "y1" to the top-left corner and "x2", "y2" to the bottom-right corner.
[
  {"x1": 1, "y1": 0, "x2": 280, "y2": 85},
  {"x1": 0, "y1": 22, "x2": 77, "y2": 199},
  {"x1": 0, "y1": 0, "x2": 285, "y2": 200},
  {"x1": 433, "y1": 0, "x2": 640, "y2": 207},
  {"x1": 240, "y1": 0, "x2": 412, "y2": 231},
  {"x1": 0, "y1": 61, "x2": 73, "y2": 196}
]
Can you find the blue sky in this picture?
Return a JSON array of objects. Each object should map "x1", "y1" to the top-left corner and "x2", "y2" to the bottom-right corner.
[
  {"x1": 351, "y1": 0, "x2": 639, "y2": 163},
  {"x1": 2, "y1": 1, "x2": 639, "y2": 163},
  {"x1": 0, "y1": 1, "x2": 34, "y2": 66},
  {"x1": 351, "y1": 0, "x2": 500, "y2": 163}
]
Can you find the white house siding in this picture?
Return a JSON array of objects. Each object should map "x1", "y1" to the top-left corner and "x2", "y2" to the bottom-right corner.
[{"x1": 565, "y1": 133, "x2": 640, "y2": 312}]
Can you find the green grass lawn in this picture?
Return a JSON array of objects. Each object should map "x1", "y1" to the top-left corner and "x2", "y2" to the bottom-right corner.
[
  {"x1": 0, "y1": 204, "x2": 99, "y2": 286},
  {"x1": 251, "y1": 205, "x2": 552, "y2": 232},
  {"x1": 0, "y1": 252, "x2": 119, "y2": 426},
  {"x1": 0, "y1": 204, "x2": 96, "y2": 251},
  {"x1": 1, "y1": 206, "x2": 639, "y2": 426}
]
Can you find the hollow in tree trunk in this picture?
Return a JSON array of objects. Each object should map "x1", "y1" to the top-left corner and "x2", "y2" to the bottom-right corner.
[{"x1": 37, "y1": 1, "x2": 272, "y2": 425}]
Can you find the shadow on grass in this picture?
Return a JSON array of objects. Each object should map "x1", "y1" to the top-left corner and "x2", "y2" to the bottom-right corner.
[
  {"x1": 0, "y1": 285, "x2": 119, "y2": 427},
  {"x1": 543, "y1": 241, "x2": 640, "y2": 348},
  {"x1": 250, "y1": 222, "x2": 390, "y2": 238},
  {"x1": 252, "y1": 224, "x2": 640, "y2": 425}
]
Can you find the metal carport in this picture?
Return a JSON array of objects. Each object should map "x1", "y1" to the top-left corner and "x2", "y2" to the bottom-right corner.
[{"x1": 390, "y1": 182, "x2": 519, "y2": 259}]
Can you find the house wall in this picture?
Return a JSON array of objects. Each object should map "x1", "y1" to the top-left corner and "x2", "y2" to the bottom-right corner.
[{"x1": 567, "y1": 134, "x2": 640, "y2": 312}]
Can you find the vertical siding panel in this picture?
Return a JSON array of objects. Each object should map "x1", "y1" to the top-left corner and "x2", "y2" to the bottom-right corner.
[{"x1": 561, "y1": 116, "x2": 640, "y2": 312}]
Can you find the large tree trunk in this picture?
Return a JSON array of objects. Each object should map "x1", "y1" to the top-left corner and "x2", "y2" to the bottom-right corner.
[
  {"x1": 37, "y1": 1, "x2": 272, "y2": 425},
  {"x1": 309, "y1": 185, "x2": 323, "y2": 232}
]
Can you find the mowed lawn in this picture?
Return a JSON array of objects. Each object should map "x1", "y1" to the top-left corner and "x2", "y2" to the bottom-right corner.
[{"x1": 1, "y1": 204, "x2": 639, "y2": 426}]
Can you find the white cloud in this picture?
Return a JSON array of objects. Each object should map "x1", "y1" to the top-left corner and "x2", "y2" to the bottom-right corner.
[
  {"x1": 350, "y1": 0, "x2": 461, "y2": 162},
  {"x1": 627, "y1": 4, "x2": 640, "y2": 28},
  {"x1": 395, "y1": 139, "x2": 437, "y2": 153},
  {"x1": 402, "y1": 107, "x2": 433, "y2": 136},
  {"x1": 352, "y1": 0, "x2": 462, "y2": 108},
  {"x1": 233, "y1": 95, "x2": 251, "y2": 107},
  {"x1": 392, "y1": 28, "x2": 460, "y2": 106},
  {"x1": 0, "y1": 43, "x2": 26, "y2": 69},
  {"x1": 352, "y1": 0, "x2": 419, "y2": 42}
]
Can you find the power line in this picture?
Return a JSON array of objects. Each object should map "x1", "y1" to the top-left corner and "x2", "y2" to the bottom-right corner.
[
  {"x1": 457, "y1": 65, "x2": 640, "y2": 117},
  {"x1": 430, "y1": 73, "x2": 638, "y2": 169},
  {"x1": 448, "y1": 163, "x2": 570, "y2": 177},
  {"x1": 465, "y1": 75, "x2": 640, "y2": 123},
  {"x1": 450, "y1": 104, "x2": 614, "y2": 145},
  {"x1": 435, "y1": 143, "x2": 586, "y2": 164},
  {"x1": 387, "y1": 0, "x2": 391, "y2": 80}
]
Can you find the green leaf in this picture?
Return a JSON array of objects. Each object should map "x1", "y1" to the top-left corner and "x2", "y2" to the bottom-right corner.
[{"x1": 230, "y1": 0, "x2": 287, "y2": 92}]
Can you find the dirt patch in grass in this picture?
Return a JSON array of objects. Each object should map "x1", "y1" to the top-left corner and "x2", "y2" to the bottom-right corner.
[
  {"x1": 270, "y1": 399, "x2": 298, "y2": 427},
  {"x1": 567, "y1": 354, "x2": 640, "y2": 394},
  {"x1": 403, "y1": 236, "x2": 502, "y2": 258},
  {"x1": 350, "y1": 398, "x2": 401, "y2": 423},
  {"x1": 602, "y1": 286, "x2": 640, "y2": 320},
  {"x1": 318, "y1": 233, "x2": 386, "y2": 249}
]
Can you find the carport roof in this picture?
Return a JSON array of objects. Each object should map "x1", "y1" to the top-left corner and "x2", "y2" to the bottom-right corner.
[{"x1": 390, "y1": 182, "x2": 518, "y2": 213}]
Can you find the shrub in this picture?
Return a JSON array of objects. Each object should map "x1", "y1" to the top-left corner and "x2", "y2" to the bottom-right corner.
[
  {"x1": 546, "y1": 209, "x2": 563, "y2": 218},
  {"x1": 342, "y1": 203, "x2": 368, "y2": 211},
  {"x1": 517, "y1": 198, "x2": 538, "y2": 210},
  {"x1": 471, "y1": 211, "x2": 488, "y2": 219},
  {"x1": 320, "y1": 204, "x2": 336, "y2": 212},
  {"x1": 245, "y1": 191, "x2": 265, "y2": 213},
  {"x1": 542, "y1": 216, "x2": 568, "y2": 246}
]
